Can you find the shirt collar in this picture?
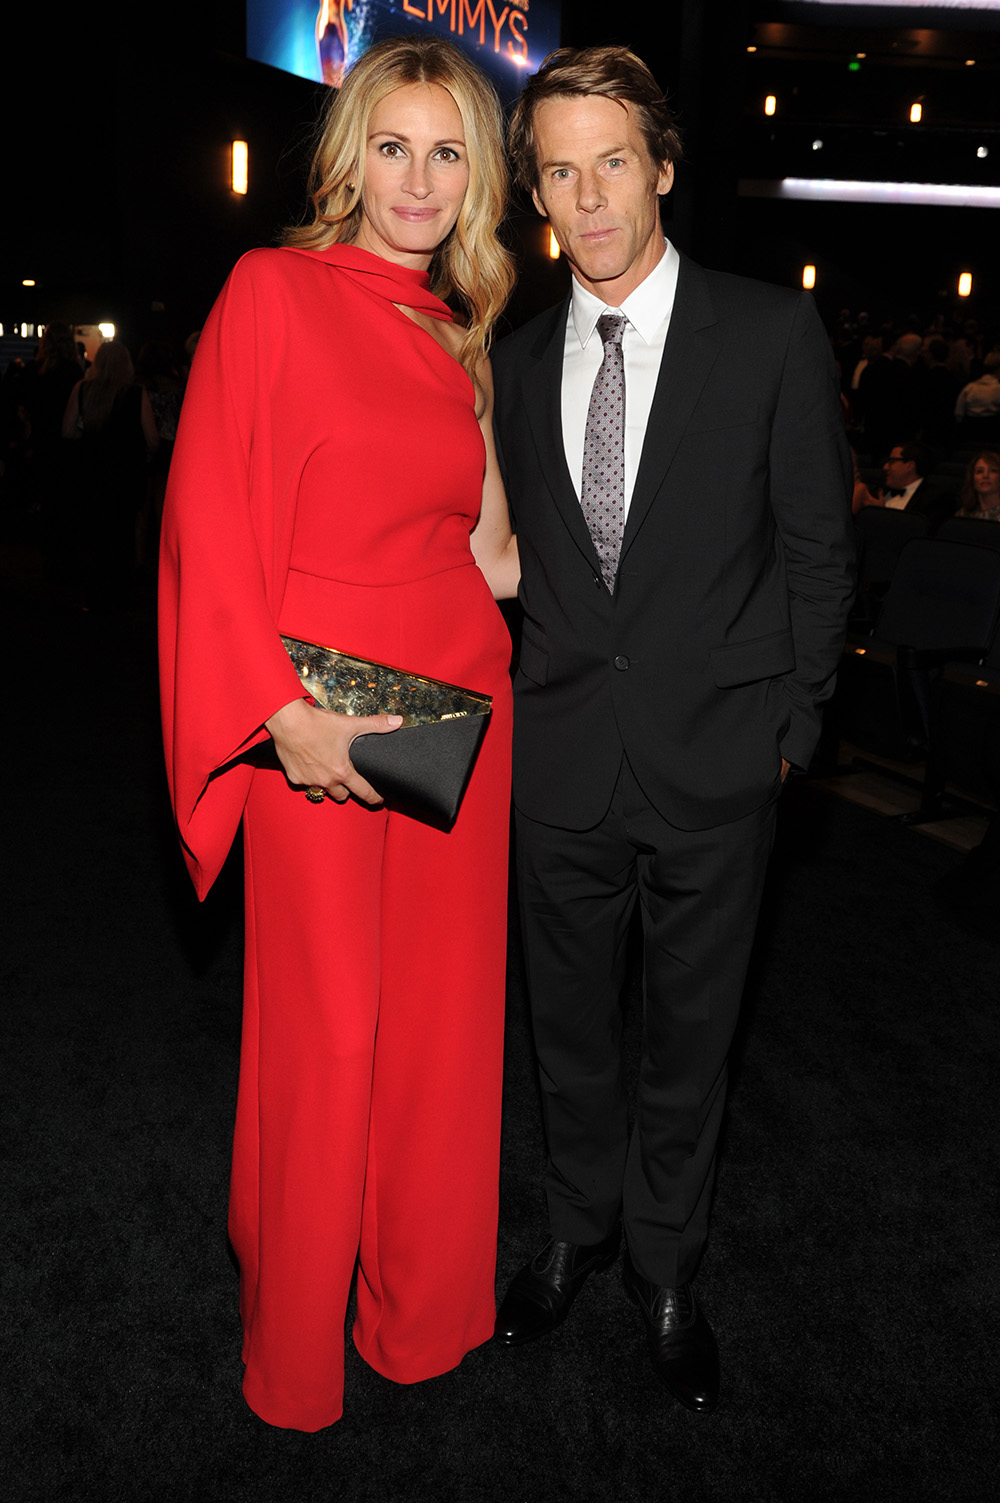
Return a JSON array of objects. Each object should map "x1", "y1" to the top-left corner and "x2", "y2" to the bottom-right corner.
[{"x1": 570, "y1": 239, "x2": 680, "y2": 348}]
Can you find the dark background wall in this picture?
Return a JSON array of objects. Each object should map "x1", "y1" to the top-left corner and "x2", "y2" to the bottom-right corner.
[{"x1": 4, "y1": 1, "x2": 1000, "y2": 356}]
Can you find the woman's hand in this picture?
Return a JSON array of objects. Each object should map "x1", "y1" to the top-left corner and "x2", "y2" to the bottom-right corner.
[{"x1": 265, "y1": 697, "x2": 402, "y2": 804}]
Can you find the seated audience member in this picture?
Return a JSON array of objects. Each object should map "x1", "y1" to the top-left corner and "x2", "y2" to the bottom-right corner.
[
  {"x1": 955, "y1": 450, "x2": 1000, "y2": 521},
  {"x1": 850, "y1": 334, "x2": 884, "y2": 398},
  {"x1": 857, "y1": 336, "x2": 910, "y2": 461},
  {"x1": 850, "y1": 447, "x2": 879, "y2": 515},
  {"x1": 955, "y1": 352, "x2": 1000, "y2": 436},
  {"x1": 920, "y1": 337, "x2": 960, "y2": 451},
  {"x1": 862, "y1": 441, "x2": 957, "y2": 529}
]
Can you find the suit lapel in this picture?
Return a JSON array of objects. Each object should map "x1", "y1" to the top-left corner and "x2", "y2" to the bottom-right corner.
[
  {"x1": 519, "y1": 297, "x2": 604, "y2": 568},
  {"x1": 620, "y1": 255, "x2": 721, "y2": 560}
]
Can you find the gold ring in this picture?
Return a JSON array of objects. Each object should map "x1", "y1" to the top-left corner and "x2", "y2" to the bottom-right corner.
[{"x1": 305, "y1": 786, "x2": 326, "y2": 804}]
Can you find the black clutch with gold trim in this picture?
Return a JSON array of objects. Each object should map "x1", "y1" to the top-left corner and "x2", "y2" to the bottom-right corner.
[{"x1": 281, "y1": 635, "x2": 492, "y2": 826}]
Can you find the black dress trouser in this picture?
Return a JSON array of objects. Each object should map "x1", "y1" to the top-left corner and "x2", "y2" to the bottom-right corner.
[{"x1": 515, "y1": 756, "x2": 779, "y2": 1288}]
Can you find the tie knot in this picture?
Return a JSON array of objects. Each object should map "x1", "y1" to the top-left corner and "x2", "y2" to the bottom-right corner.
[{"x1": 596, "y1": 313, "x2": 626, "y2": 350}]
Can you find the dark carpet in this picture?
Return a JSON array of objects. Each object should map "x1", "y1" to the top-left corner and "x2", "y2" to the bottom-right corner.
[{"x1": 2, "y1": 567, "x2": 997, "y2": 1503}]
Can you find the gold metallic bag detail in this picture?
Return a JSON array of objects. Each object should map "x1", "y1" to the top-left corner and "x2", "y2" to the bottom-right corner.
[{"x1": 280, "y1": 635, "x2": 492, "y2": 826}]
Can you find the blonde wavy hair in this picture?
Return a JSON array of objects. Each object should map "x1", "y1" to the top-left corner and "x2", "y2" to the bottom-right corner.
[{"x1": 285, "y1": 35, "x2": 514, "y2": 373}]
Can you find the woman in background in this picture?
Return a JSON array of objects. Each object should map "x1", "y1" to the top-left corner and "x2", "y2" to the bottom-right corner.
[
  {"x1": 158, "y1": 37, "x2": 516, "y2": 1432},
  {"x1": 956, "y1": 449, "x2": 1000, "y2": 521},
  {"x1": 63, "y1": 339, "x2": 158, "y2": 608}
]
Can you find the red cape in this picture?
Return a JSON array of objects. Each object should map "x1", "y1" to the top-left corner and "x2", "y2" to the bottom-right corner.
[{"x1": 158, "y1": 243, "x2": 453, "y2": 898}]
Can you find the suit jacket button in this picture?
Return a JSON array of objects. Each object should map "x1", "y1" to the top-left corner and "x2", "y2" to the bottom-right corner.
[{"x1": 614, "y1": 655, "x2": 630, "y2": 670}]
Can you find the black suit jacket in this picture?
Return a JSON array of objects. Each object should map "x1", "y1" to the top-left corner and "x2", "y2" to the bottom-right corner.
[
  {"x1": 901, "y1": 477, "x2": 958, "y2": 529},
  {"x1": 492, "y1": 254, "x2": 856, "y2": 832}
]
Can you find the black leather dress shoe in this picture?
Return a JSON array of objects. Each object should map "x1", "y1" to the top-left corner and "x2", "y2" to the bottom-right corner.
[
  {"x1": 494, "y1": 1232, "x2": 620, "y2": 1345},
  {"x1": 622, "y1": 1251, "x2": 720, "y2": 1413}
]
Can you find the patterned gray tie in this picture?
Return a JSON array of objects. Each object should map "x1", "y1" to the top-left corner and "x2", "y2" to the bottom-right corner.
[{"x1": 581, "y1": 312, "x2": 627, "y2": 592}]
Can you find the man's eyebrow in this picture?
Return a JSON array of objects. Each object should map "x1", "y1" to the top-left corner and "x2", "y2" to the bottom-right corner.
[{"x1": 539, "y1": 144, "x2": 633, "y2": 171}]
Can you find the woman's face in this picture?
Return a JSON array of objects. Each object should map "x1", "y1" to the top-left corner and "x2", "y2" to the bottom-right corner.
[
  {"x1": 972, "y1": 457, "x2": 1000, "y2": 504},
  {"x1": 353, "y1": 82, "x2": 470, "y2": 269}
]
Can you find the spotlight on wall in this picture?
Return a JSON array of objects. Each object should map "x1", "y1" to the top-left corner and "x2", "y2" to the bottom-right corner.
[
  {"x1": 802, "y1": 265, "x2": 817, "y2": 291},
  {"x1": 232, "y1": 140, "x2": 249, "y2": 195},
  {"x1": 764, "y1": 95, "x2": 776, "y2": 116},
  {"x1": 910, "y1": 102, "x2": 923, "y2": 124},
  {"x1": 548, "y1": 228, "x2": 560, "y2": 261},
  {"x1": 958, "y1": 272, "x2": 973, "y2": 298}
]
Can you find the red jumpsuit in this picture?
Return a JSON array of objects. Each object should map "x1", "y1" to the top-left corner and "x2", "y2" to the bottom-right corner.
[{"x1": 158, "y1": 244, "x2": 512, "y2": 1431}]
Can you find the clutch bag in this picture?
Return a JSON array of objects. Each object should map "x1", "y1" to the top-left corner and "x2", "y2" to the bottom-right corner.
[{"x1": 280, "y1": 634, "x2": 492, "y2": 825}]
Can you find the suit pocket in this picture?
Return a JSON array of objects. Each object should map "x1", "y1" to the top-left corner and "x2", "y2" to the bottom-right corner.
[
  {"x1": 709, "y1": 628, "x2": 795, "y2": 688},
  {"x1": 518, "y1": 627, "x2": 549, "y2": 686}
]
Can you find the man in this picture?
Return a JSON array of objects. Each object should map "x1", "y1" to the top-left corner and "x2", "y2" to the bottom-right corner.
[
  {"x1": 856, "y1": 333, "x2": 917, "y2": 462},
  {"x1": 919, "y1": 337, "x2": 959, "y2": 453},
  {"x1": 875, "y1": 442, "x2": 957, "y2": 527},
  {"x1": 490, "y1": 46, "x2": 855, "y2": 1415},
  {"x1": 955, "y1": 349, "x2": 1000, "y2": 438}
]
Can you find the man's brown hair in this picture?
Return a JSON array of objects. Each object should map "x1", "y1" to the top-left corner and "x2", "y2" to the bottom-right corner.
[{"x1": 508, "y1": 45, "x2": 683, "y2": 195}]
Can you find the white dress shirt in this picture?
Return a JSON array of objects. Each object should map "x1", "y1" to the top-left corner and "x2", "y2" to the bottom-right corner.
[{"x1": 561, "y1": 240, "x2": 680, "y2": 517}]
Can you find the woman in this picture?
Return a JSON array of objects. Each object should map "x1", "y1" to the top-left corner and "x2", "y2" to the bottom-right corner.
[
  {"x1": 135, "y1": 339, "x2": 185, "y2": 571},
  {"x1": 63, "y1": 340, "x2": 159, "y2": 607},
  {"x1": 956, "y1": 449, "x2": 1000, "y2": 520},
  {"x1": 158, "y1": 37, "x2": 517, "y2": 1431},
  {"x1": 15, "y1": 322, "x2": 82, "y2": 577}
]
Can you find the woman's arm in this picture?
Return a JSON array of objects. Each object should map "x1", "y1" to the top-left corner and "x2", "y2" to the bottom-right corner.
[
  {"x1": 470, "y1": 357, "x2": 520, "y2": 601},
  {"x1": 61, "y1": 382, "x2": 82, "y2": 439},
  {"x1": 140, "y1": 387, "x2": 160, "y2": 457}
]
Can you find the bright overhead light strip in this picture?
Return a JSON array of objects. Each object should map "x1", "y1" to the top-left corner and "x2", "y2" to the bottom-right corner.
[{"x1": 741, "y1": 178, "x2": 1000, "y2": 208}]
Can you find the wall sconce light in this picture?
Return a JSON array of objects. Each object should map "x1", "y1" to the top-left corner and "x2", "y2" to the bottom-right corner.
[
  {"x1": 802, "y1": 265, "x2": 817, "y2": 291},
  {"x1": 909, "y1": 102, "x2": 923, "y2": 124},
  {"x1": 978, "y1": 146, "x2": 989, "y2": 159},
  {"x1": 764, "y1": 95, "x2": 777, "y2": 116},
  {"x1": 958, "y1": 272, "x2": 973, "y2": 298},
  {"x1": 548, "y1": 228, "x2": 560, "y2": 260},
  {"x1": 22, "y1": 279, "x2": 36, "y2": 287},
  {"x1": 98, "y1": 323, "x2": 117, "y2": 340},
  {"x1": 232, "y1": 140, "x2": 249, "y2": 195}
]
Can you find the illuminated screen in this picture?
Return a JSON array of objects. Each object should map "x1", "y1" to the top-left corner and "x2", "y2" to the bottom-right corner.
[{"x1": 247, "y1": 0, "x2": 561, "y2": 100}]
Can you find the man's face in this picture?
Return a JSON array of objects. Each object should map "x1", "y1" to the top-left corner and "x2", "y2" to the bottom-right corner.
[
  {"x1": 883, "y1": 448, "x2": 918, "y2": 488},
  {"x1": 530, "y1": 93, "x2": 673, "y2": 304}
]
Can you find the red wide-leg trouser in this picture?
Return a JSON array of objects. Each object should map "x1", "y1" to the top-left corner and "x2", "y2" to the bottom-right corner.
[{"x1": 229, "y1": 731, "x2": 509, "y2": 1432}]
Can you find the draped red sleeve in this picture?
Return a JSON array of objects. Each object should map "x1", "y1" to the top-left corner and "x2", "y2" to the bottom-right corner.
[
  {"x1": 158, "y1": 251, "x2": 307, "y2": 898},
  {"x1": 158, "y1": 245, "x2": 455, "y2": 898}
]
